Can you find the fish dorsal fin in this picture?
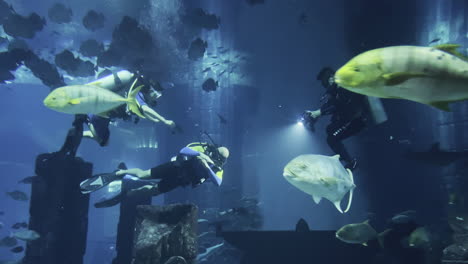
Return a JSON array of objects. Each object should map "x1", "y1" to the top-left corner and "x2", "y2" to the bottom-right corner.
[
  {"x1": 334, "y1": 201, "x2": 344, "y2": 213},
  {"x1": 312, "y1": 195, "x2": 322, "y2": 204},
  {"x1": 363, "y1": 219, "x2": 370, "y2": 225},
  {"x1": 332, "y1": 154, "x2": 340, "y2": 160},
  {"x1": 429, "y1": 101, "x2": 451, "y2": 111},
  {"x1": 383, "y1": 72, "x2": 427, "y2": 86},
  {"x1": 343, "y1": 169, "x2": 354, "y2": 213},
  {"x1": 434, "y1": 44, "x2": 468, "y2": 61}
]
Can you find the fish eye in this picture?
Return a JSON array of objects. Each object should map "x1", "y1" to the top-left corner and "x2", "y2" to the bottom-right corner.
[{"x1": 353, "y1": 68, "x2": 360, "y2": 72}]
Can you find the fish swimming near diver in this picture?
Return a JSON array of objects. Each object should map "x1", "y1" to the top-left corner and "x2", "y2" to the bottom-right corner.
[
  {"x1": 217, "y1": 113, "x2": 227, "y2": 124},
  {"x1": 10, "y1": 246, "x2": 23, "y2": 253},
  {"x1": 43, "y1": 83, "x2": 144, "y2": 118},
  {"x1": 390, "y1": 210, "x2": 417, "y2": 225},
  {"x1": 0, "y1": 236, "x2": 17, "y2": 247},
  {"x1": 401, "y1": 227, "x2": 431, "y2": 249},
  {"x1": 405, "y1": 143, "x2": 468, "y2": 166},
  {"x1": 336, "y1": 220, "x2": 389, "y2": 247},
  {"x1": 283, "y1": 154, "x2": 355, "y2": 213},
  {"x1": 18, "y1": 176, "x2": 40, "y2": 184},
  {"x1": 335, "y1": 44, "x2": 468, "y2": 111},
  {"x1": 13, "y1": 229, "x2": 40, "y2": 242},
  {"x1": 6, "y1": 191, "x2": 28, "y2": 201},
  {"x1": 11, "y1": 222, "x2": 28, "y2": 230}
]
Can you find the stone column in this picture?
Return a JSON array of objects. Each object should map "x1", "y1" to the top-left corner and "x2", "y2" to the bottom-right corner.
[{"x1": 24, "y1": 153, "x2": 92, "y2": 264}]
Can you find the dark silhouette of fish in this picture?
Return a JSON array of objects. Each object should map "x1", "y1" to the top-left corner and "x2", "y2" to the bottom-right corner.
[
  {"x1": 18, "y1": 176, "x2": 39, "y2": 184},
  {"x1": 10, "y1": 246, "x2": 23, "y2": 253},
  {"x1": 405, "y1": 143, "x2": 468, "y2": 166},
  {"x1": 217, "y1": 113, "x2": 227, "y2": 124},
  {"x1": 11, "y1": 222, "x2": 27, "y2": 230},
  {"x1": 6, "y1": 190, "x2": 28, "y2": 201},
  {"x1": 429, "y1": 38, "x2": 441, "y2": 44}
]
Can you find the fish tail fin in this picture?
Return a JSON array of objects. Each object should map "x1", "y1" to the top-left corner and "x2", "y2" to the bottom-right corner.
[
  {"x1": 126, "y1": 84, "x2": 145, "y2": 119},
  {"x1": 377, "y1": 229, "x2": 391, "y2": 248},
  {"x1": 344, "y1": 169, "x2": 355, "y2": 213}
]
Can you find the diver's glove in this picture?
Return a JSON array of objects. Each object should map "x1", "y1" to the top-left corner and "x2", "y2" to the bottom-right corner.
[{"x1": 304, "y1": 109, "x2": 321, "y2": 119}]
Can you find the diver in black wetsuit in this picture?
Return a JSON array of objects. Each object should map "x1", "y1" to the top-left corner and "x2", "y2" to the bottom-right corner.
[
  {"x1": 58, "y1": 114, "x2": 87, "y2": 157},
  {"x1": 302, "y1": 67, "x2": 368, "y2": 170}
]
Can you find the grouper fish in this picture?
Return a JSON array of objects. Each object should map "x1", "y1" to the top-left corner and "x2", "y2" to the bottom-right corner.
[
  {"x1": 283, "y1": 154, "x2": 355, "y2": 213},
  {"x1": 334, "y1": 44, "x2": 468, "y2": 111},
  {"x1": 43, "y1": 80, "x2": 144, "y2": 118}
]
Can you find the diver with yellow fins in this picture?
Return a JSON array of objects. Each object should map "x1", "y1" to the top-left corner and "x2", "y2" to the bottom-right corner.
[{"x1": 79, "y1": 138, "x2": 229, "y2": 208}]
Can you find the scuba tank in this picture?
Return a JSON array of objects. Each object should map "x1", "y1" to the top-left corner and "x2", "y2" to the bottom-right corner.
[{"x1": 86, "y1": 70, "x2": 135, "y2": 91}]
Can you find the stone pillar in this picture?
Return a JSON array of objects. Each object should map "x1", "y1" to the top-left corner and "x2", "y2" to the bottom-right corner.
[
  {"x1": 24, "y1": 152, "x2": 92, "y2": 264},
  {"x1": 113, "y1": 183, "x2": 152, "y2": 264},
  {"x1": 132, "y1": 204, "x2": 198, "y2": 264}
]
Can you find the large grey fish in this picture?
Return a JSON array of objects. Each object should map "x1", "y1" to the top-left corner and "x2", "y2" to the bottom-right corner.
[
  {"x1": 283, "y1": 154, "x2": 355, "y2": 213},
  {"x1": 335, "y1": 44, "x2": 468, "y2": 111},
  {"x1": 336, "y1": 220, "x2": 389, "y2": 247}
]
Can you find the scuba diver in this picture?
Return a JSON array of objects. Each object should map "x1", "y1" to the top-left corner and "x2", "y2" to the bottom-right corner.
[
  {"x1": 79, "y1": 141, "x2": 229, "y2": 208},
  {"x1": 82, "y1": 70, "x2": 180, "y2": 146},
  {"x1": 302, "y1": 67, "x2": 387, "y2": 171}
]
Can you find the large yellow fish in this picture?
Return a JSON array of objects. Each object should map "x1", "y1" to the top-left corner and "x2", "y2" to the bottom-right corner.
[
  {"x1": 43, "y1": 83, "x2": 144, "y2": 118},
  {"x1": 334, "y1": 44, "x2": 468, "y2": 111}
]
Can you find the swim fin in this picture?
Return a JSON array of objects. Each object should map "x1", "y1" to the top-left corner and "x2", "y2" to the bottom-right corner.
[
  {"x1": 80, "y1": 171, "x2": 122, "y2": 194},
  {"x1": 94, "y1": 192, "x2": 124, "y2": 208}
]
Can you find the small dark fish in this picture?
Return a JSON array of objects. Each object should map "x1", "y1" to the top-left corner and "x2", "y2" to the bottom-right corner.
[
  {"x1": 18, "y1": 176, "x2": 39, "y2": 184},
  {"x1": 223, "y1": 60, "x2": 231, "y2": 64},
  {"x1": 11, "y1": 222, "x2": 28, "y2": 230},
  {"x1": 0, "y1": 236, "x2": 17, "y2": 247},
  {"x1": 218, "y1": 70, "x2": 226, "y2": 76},
  {"x1": 217, "y1": 113, "x2": 227, "y2": 124},
  {"x1": 202, "y1": 67, "x2": 211, "y2": 73},
  {"x1": 6, "y1": 191, "x2": 28, "y2": 201},
  {"x1": 390, "y1": 210, "x2": 416, "y2": 225},
  {"x1": 211, "y1": 55, "x2": 218, "y2": 58},
  {"x1": 10, "y1": 246, "x2": 23, "y2": 253},
  {"x1": 429, "y1": 38, "x2": 441, "y2": 44},
  {"x1": 0, "y1": 211, "x2": 4, "y2": 216}
]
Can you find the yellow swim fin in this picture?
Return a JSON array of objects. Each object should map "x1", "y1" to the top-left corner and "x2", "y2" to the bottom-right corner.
[
  {"x1": 383, "y1": 72, "x2": 427, "y2": 86},
  {"x1": 126, "y1": 84, "x2": 146, "y2": 119},
  {"x1": 434, "y1": 44, "x2": 468, "y2": 61}
]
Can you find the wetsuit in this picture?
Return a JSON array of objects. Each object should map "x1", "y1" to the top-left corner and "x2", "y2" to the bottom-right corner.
[
  {"x1": 86, "y1": 114, "x2": 110, "y2": 146},
  {"x1": 149, "y1": 143, "x2": 223, "y2": 194},
  {"x1": 58, "y1": 114, "x2": 87, "y2": 157},
  {"x1": 320, "y1": 83, "x2": 367, "y2": 163}
]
